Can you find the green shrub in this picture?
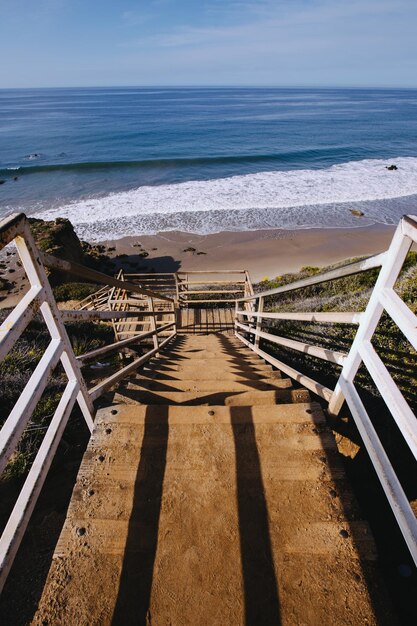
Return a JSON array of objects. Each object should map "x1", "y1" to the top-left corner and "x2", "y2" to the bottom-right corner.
[
  {"x1": 0, "y1": 312, "x2": 114, "y2": 479},
  {"x1": 53, "y1": 282, "x2": 100, "y2": 302},
  {"x1": 253, "y1": 251, "x2": 417, "y2": 413}
]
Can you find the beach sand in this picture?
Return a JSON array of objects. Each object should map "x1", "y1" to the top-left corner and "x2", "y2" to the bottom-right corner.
[
  {"x1": 100, "y1": 223, "x2": 395, "y2": 282},
  {"x1": 0, "y1": 223, "x2": 396, "y2": 309}
]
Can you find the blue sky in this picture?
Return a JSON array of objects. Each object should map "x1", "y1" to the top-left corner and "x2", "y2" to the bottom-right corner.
[{"x1": 1, "y1": 0, "x2": 416, "y2": 88}]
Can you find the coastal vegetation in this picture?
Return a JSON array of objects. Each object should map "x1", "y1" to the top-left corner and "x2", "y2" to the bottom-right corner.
[
  {"x1": 254, "y1": 255, "x2": 417, "y2": 544},
  {"x1": 255, "y1": 253, "x2": 417, "y2": 412},
  {"x1": 255, "y1": 254, "x2": 417, "y2": 451},
  {"x1": 0, "y1": 314, "x2": 114, "y2": 479},
  {"x1": 0, "y1": 218, "x2": 415, "y2": 622}
]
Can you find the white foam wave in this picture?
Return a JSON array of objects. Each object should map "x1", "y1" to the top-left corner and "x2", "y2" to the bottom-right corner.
[{"x1": 35, "y1": 157, "x2": 417, "y2": 239}]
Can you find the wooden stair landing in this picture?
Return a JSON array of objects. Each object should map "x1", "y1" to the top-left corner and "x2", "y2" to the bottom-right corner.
[
  {"x1": 177, "y1": 307, "x2": 235, "y2": 334},
  {"x1": 33, "y1": 335, "x2": 392, "y2": 626}
]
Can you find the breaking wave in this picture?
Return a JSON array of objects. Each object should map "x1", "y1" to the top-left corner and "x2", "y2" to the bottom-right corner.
[{"x1": 34, "y1": 157, "x2": 417, "y2": 240}]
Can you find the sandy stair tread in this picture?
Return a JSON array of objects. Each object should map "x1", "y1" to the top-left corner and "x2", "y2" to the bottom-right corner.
[{"x1": 32, "y1": 334, "x2": 393, "y2": 626}]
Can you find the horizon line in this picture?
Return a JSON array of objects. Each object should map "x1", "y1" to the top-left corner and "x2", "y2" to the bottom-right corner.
[{"x1": 1, "y1": 84, "x2": 417, "y2": 91}]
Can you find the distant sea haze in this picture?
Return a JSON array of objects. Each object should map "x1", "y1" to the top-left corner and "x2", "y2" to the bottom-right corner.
[{"x1": 1, "y1": 87, "x2": 417, "y2": 239}]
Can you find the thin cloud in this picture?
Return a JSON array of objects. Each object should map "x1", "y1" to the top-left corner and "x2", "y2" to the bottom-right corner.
[
  {"x1": 1, "y1": 0, "x2": 417, "y2": 87},
  {"x1": 121, "y1": 0, "x2": 416, "y2": 50}
]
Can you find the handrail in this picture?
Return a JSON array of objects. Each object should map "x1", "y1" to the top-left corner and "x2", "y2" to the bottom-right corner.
[
  {"x1": 180, "y1": 280, "x2": 246, "y2": 285},
  {"x1": 78, "y1": 285, "x2": 109, "y2": 307},
  {"x1": 234, "y1": 214, "x2": 417, "y2": 567},
  {"x1": 0, "y1": 212, "x2": 178, "y2": 592},
  {"x1": 235, "y1": 320, "x2": 348, "y2": 365},
  {"x1": 77, "y1": 322, "x2": 175, "y2": 363},
  {"x1": 89, "y1": 332, "x2": 175, "y2": 401},
  {"x1": 2, "y1": 209, "x2": 416, "y2": 585},
  {"x1": 60, "y1": 309, "x2": 162, "y2": 322},
  {"x1": 40, "y1": 251, "x2": 173, "y2": 303},
  {"x1": 235, "y1": 330, "x2": 334, "y2": 402},
  {"x1": 0, "y1": 212, "x2": 27, "y2": 246},
  {"x1": 237, "y1": 252, "x2": 386, "y2": 302},
  {"x1": 177, "y1": 269, "x2": 247, "y2": 274},
  {"x1": 236, "y1": 310, "x2": 363, "y2": 324},
  {"x1": 81, "y1": 270, "x2": 252, "y2": 308}
]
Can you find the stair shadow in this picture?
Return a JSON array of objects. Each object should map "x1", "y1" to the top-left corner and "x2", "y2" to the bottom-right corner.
[
  {"x1": 230, "y1": 405, "x2": 281, "y2": 625},
  {"x1": 115, "y1": 387, "x2": 293, "y2": 406},
  {"x1": 111, "y1": 405, "x2": 169, "y2": 626},
  {"x1": 222, "y1": 333, "x2": 396, "y2": 623},
  {"x1": 143, "y1": 362, "x2": 270, "y2": 375},
  {"x1": 313, "y1": 413, "x2": 398, "y2": 625},
  {"x1": 127, "y1": 378, "x2": 288, "y2": 393}
]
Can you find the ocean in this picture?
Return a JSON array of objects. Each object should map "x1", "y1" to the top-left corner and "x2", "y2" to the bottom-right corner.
[{"x1": 1, "y1": 87, "x2": 417, "y2": 240}]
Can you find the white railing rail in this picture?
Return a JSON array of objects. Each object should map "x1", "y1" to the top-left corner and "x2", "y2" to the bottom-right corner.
[
  {"x1": 0, "y1": 213, "x2": 177, "y2": 592},
  {"x1": 234, "y1": 214, "x2": 417, "y2": 566},
  {"x1": 176, "y1": 269, "x2": 250, "y2": 305},
  {"x1": 80, "y1": 269, "x2": 253, "y2": 310},
  {"x1": 1, "y1": 210, "x2": 416, "y2": 589}
]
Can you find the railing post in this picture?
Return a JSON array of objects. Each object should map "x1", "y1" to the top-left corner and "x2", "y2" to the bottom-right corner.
[
  {"x1": 174, "y1": 272, "x2": 180, "y2": 308},
  {"x1": 13, "y1": 224, "x2": 95, "y2": 428},
  {"x1": 245, "y1": 270, "x2": 255, "y2": 314},
  {"x1": 148, "y1": 297, "x2": 159, "y2": 355},
  {"x1": 234, "y1": 298, "x2": 239, "y2": 336},
  {"x1": 254, "y1": 296, "x2": 264, "y2": 349},
  {"x1": 328, "y1": 218, "x2": 413, "y2": 416},
  {"x1": 172, "y1": 301, "x2": 178, "y2": 335}
]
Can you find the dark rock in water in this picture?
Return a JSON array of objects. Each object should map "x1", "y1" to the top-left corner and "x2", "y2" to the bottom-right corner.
[
  {"x1": 183, "y1": 247, "x2": 196, "y2": 252},
  {"x1": 350, "y1": 209, "x2": 365, "y2": 217},
  {"x1": 13, "y1": 176, "x2": 18, "y2": 181},
  {"x1": 196, "y1": 251, "x2": 207, "y2": 255},
  {"x1": 138, "y1": 251, "x2": 149, "y2": 257},
  {"x1": 0, "y1": 180, "x2": 5, "y2": 185},
  {"x1": 386, "y1": 164, "x2": 398, "y2": 170}
]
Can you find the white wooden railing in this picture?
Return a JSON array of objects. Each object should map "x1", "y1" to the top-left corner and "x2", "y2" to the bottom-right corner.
[
  {"x1": 235, "y1": 214, "x2": 417, "y2": 567},
  {"x1": 175, "y1": 269, "x2": 253, "y2": 306},
  {"x1": 0, "y1": 213, "x2": 177, "y2": 592},
  {"x1": 79, "y1": 269, "x2": 254, "y2": 310},
  {"x1": 1, "y1": 211, "x2": 416, "y2": 590}
]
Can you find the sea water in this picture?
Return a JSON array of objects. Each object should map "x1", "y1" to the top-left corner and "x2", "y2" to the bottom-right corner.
[{"x1": 1, "y1": 87, "x2": 417, "y2": 240}]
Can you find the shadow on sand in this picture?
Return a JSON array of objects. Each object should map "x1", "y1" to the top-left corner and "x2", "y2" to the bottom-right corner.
[
  {"x1": 230, "y1": 404, "x2": 281, "y2": 625},
  {"x1": 111, "y1": 405, "x2": 169, "y2": 625}
]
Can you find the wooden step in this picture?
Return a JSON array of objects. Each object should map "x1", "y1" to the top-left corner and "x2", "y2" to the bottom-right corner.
[
  {"x1": 156, "y1": 351, "x2": 265, "y2": 363},
  {"x1": 113, "y1": 388, "x2": 310, "y2": 406},
  {"x1": 141, "y1": 361, "x2": 274, "y2": 374},
  {"x1": 137, "y1": 368, "x2": 281, "y2": 381},
  {"x1": 33, "y1": 403, "x2": 389, "y2": 626},
  {"x1": 125, "y1": 378, "x2": 289, "y2": 392}
]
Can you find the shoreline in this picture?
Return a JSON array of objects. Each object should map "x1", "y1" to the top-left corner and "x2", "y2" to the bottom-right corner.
[{"x1": 99, "y1": 223, "x2": 396, "y2": 282}]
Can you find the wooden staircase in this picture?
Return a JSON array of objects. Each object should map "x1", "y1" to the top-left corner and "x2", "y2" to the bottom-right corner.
[
  {"x1": 177, "y1": 307, "x2": 235, "y2": 334},
  {"x1": 33, "y1": 333, "x2": 392, "y2": 626}
]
